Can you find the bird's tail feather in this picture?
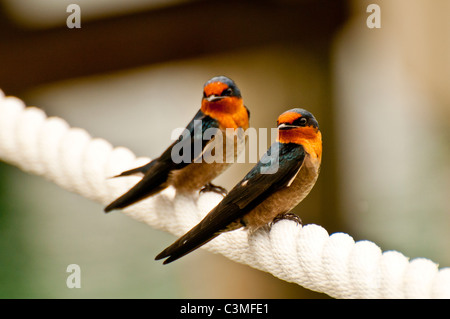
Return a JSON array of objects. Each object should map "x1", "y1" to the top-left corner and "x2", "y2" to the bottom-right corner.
[
  {"x1": 112, "y1": 161, "x2": 156, "y2": 178},
  {"x1": 104, "y1": 161, "x2": 170, "y2": 213},
  {"x1": 155, "y1": 222, "x2": 222, "y2": 264}
]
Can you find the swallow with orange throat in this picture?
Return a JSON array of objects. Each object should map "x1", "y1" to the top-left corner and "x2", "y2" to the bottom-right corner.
[
  {"x1": 104, "y1": 76, "x2": 250, "y2": 213},
  {"x1": 155, "y1": 108, "x2": 322, "y2": 264}
]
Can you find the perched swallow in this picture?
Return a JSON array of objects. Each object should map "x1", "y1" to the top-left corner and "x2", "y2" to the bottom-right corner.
[
  {"x1": 104, "y1": 76, "x2": 249, "y2": 213},
  {"x1": 155, "y1": 108, "x2": 322, "y2": 264}
]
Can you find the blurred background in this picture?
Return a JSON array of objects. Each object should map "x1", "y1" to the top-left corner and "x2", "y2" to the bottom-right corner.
[{"x1": 0, "y1": 0, "x2": 448, "y2": 298}]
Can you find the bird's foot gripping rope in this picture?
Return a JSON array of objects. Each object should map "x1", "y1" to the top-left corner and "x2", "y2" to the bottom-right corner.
[{"x1": 0, "y1": 90, "x2": 449, "y2": 298}]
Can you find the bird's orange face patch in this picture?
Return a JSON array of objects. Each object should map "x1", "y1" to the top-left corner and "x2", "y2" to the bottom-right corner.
[
  {"x1": 201, "y1": 97, "x2": 248, "y2": 129},
  {"x1": 203, "y1": 81, "x2": 229, "y2": 97},
  {"x1": 278, "y1": 127, "x2": 322, "y2": 159},
  {"x1": 201, "y1": 81, "x2": 248, "y2": 129},
  {"x1": 277, "y1": 111, "x2": 302, "y2": 126},
  {"x1": 278, "y1": 126, "x2": 319, "y2": 142}
]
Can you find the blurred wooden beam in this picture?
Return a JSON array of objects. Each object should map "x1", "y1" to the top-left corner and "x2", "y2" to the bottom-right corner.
[{"x1": 0, "y1": 0, "x2": 348, "y2": 95}]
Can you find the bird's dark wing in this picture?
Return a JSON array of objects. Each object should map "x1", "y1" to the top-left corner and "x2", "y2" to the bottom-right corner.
[
  {"x1": 104, "y1": 110, "x2": 219, "y2": 212},
  {"x1": 155, "y1": 142, "x2": 305, "y2": 264},
  {"x1": 157, "y1": 109, "x2": 220, "y2": 169}
]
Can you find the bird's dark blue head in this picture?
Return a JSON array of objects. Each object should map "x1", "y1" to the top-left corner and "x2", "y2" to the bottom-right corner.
[
  {"x1": 203, "y1": 76, "x2": 242, "y2": 101},
  {"x1": 277, "y1": 108, "x2": 319, "y2": 131},
  {"x1": 276, "y1": 108, "x2": 322, "y2": 160},
  {"x1": 200, "y1": 76, "x2": 248, "y2": 130}
]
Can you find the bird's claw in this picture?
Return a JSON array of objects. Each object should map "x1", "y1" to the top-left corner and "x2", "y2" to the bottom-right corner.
[
  {"x1": 200, "y1": 183, "x2": 228, "y2": 197},
  {"x1": 271, "y1": 212, "x2": 302, "y2": 226}
]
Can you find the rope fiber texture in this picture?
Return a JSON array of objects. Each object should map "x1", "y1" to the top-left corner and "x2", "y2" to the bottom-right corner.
[{"x1": 0, "y1": 90, "x2": 449, "y2": 299}]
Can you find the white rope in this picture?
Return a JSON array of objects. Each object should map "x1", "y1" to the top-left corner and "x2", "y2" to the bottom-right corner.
[{"x1": 0, "y1": 89, "x2": 449, "y2": 299}]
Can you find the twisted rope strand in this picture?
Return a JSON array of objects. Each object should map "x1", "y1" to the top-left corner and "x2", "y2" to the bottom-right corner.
[{"x1": 0, "y1": 90, "x2": 449, "y2": 299}]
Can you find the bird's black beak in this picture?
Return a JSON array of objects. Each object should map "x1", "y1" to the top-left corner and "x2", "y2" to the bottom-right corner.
[
  {"x1": 278, "y1": 123, "x2": 297, "y2": 130},
  {"x1": 205, "y1": 95, "x2": 225, "y2": 102}
]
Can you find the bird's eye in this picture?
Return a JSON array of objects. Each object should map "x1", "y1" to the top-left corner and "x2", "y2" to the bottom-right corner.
[
  {"x1": 221, "y1": 87, "x2": 233, "y2": 96},
  {"x1": 295, "y1": 117, "x2": 308, "y2": 126}
]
